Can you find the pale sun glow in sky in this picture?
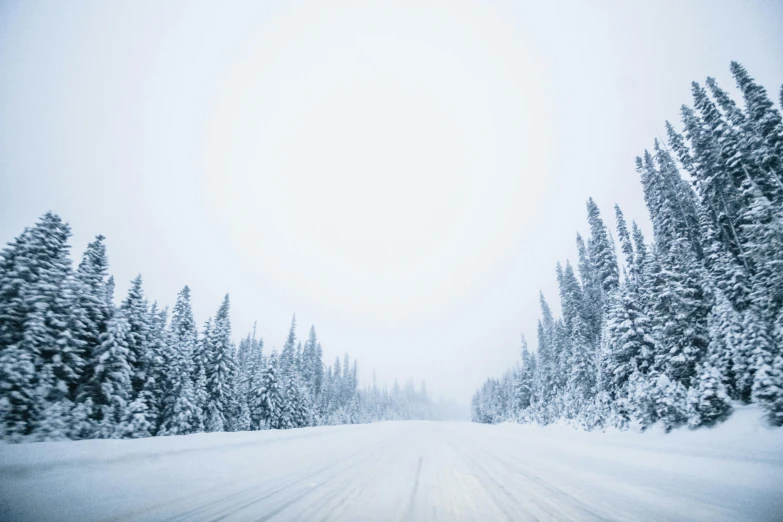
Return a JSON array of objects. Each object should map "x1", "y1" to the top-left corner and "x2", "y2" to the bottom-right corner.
[{"x1": 1, "y1": 0, "x2": 781, "y2": 404}]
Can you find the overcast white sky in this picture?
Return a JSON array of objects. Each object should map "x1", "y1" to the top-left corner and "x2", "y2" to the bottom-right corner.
[{"x1": 1, "y1": 0, "x2": 782, "y2": 405}]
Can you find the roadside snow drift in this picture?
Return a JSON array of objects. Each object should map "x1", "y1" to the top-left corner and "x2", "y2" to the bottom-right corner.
[{"x1": 1, "y1": 407, "x2": 781, "y2": 521}]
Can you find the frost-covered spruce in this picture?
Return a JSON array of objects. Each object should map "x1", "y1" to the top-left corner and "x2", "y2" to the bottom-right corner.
[
  {"x1": 0, "y1": 213, "x2": 77, "y2": 438},
  {"x1": 120, "y1": 276, "x2": 151, "y2": 400},
  {"x1": 300, "y1": 326, "x2": 320, "y2": 397},
  {"x1": 118, "y1": 396, "x2": 153, "y2": 439},
  {"x1": 730, "y1": 61, "x2": 783, "y2": 202},
  {"x1": 160, "y1": 286, "x2": 202, "y2": 435},
  {"x1": 752, "y1": 354, "x2": 783, "y2": 426},
  {"x1": 72, "y1": 236, "x2": 113, "y2": 407},
  {"x1": 280, "y1": 315, "x2": 297, "y2": 378},
  {"x1": 91, "y1": 312, "x2": 133, "y2": 438},
  {"x1": 586, "y1": 198, "x2": 620, "y2": 295},
  {"x1": 614, "y1": 205, "x2": 635, "y2": 279},
  {"x1": 687, "y1": 364, "x2": 733, "y2": 428},
  {"x1": 251, "y1": 352, "x2": 283, "y2": 429},
  {"x1": 139, "y1": 303, "x2": 167, "y2": 434},
  {"x1": 205, "y1": 294, "x2": 237, "y2": 432}
]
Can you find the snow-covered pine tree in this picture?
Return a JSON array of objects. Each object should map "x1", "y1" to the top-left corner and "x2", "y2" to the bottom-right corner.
[
  {"x1": 740, "y1": 184, "x2": 783, "y2": 325},
  {"x1": 557, "y1": 261, "x2": 583, "y2": 336},
  {"x1": 68, "y1": 397, "x2": 95, "y2": 440},
  {"x1": 331, "y1": 355, "x2": 342, "y2": 412},
  {"x1": 677, "y1": 105, "x2": 747, "y2": 267},
  {"x1": 138, "y1": 303, "x2": 167, "y2": 433},
  {"x1": 576, "y1": 234, "x2": 603, "y2": 342},
  {"x1": 631, "y1": 222, "x2": 648, "y2": 283},
  {"x1": 657, "y1": 141, "x2": 703, "y2": 257},
  {"x1": 205, "y1": 295, "x2": 237, "y2": 432},
  {"x1": 120, "y1": 276, "x2": 151, "y2": 401},
  {"x1": 294, "y1": 341, "x2": 303, "y2": 375},
  {"x1": 72, "y1": 236, "x2": 113, "y2": 408},
  {"x1": 280, "y1": 315, "x2": 297, "y2": 378},
  {"x1": 300, "y1": 326, "x2": 318, "y2": 397},
  {"x1": 280, "y1": 373, "x2": 310, "y2": 429},
  {"x1": 194, "y1": 318, "x2": 213, "y2": 423},
  {"x1": 233, "y1": 326, "x2": 262, "y2": 433},
  {"x1": 532, "y1": 293, "x2": 560, "y2": 424},
  {"x1": 752, "y1": 353, "x2": 783, "y2": 426},
  {"x1": 705, "y1": 289, "x2": 747, "y2": 401},
  {"x1": 160, "y1": 286, "x2": 202, "y2": 435},
  {"x1": 586, "y1": 198, "x2": 620, "y2": 296},
  {"x1": 91, "y1": 312, "x2": 133, "y2": 438},
  {"x1": 687, "y1": 363, "x2": 733, "y2": 428},
  {"x1": 615, "y1": 205, "x2": 635, "y2": 281},
  {"x1": 730, "y1": 61, "x2": 783, "y2": 202},
  {"x1": 696, "y1": 79, "x2": 780, "y2": 211},
  {"x1": 603, "y1": 285, "x2": 651, "y2": 388},
  {"x1": 314, "y1": 342, "x2": 324, "y2": 398},
  {"x1": 513, "y1": 337, "x2": 536, "y2": 418},
  {"x1": 118, "y1": 395, "x2": 153, "y2": 438},
  {"x1": 251, "y1": 352, "x2": 283, "y2": 429},
  {"x1": 650, "y1": 244, "x2": 712, "y2": 389},
  {"x1": 0, "y1": 213, "x2": 77, "y2": 439}
]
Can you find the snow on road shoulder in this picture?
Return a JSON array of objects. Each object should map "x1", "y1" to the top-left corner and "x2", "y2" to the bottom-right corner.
[
  {"x1": 492, "y1": 404, "x2": 783, "y2": 460},
  {"x1": 0, "y1": 422, "x2": 375, "y2": 471}
]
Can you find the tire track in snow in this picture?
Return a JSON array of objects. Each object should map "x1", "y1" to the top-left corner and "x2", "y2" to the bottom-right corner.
[
  {"x1": 464, "y1": 442, "x2": 613, "y2": 521},
  {"x1": 447, "y1": 441, "x2": 542, "y2": 522},
  {"x1": 113, "y1": 433, "x2": 390, "y2": 522},
  {"x1": 401, "y1": 456, "x2": 424, "y2": 521},
  {"x1": 211, "y1": 431, "x2": 400, "y2": 521},
  {"x1": 308, "y1": 439, "x2": 407, "y2": 522},
  {"x1": 179, "y1": 438, "x2": 391, "y2": 521}
]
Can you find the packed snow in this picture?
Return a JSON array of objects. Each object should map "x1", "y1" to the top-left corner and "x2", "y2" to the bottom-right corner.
[{"x1": 1, "y1": 406, "x2": 780, "y2": 521}]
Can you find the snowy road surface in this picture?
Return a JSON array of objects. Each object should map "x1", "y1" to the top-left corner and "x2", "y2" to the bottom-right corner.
[{"x1": 1, "y1": 411, "x2": 782, "y2": 521}]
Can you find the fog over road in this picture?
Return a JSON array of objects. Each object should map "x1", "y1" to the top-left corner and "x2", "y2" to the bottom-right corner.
[{"x1": 1, "y1": 414, "x2": 782, "y2": 521}]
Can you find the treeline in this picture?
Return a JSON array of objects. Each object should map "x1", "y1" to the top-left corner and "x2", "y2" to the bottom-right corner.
[
  {"x1": 473, "y1": 62, "x2": 783, "y2": 430},
  {"x1": 0, "y1": 218, "x2": 436, "y2": 441}
]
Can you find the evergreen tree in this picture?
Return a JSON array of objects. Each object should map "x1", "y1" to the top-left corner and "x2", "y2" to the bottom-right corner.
[
  {"x1": 576, "y1": 234, "x2": 603, "y2": 341},
  {"x1": 615, "y1": 205, "x2": 634, "y2": 280},
  {"x1": 120, "y1": 276, "x2": 150, "y2": 400},
  {"x1": 752, "y1": 353, "x2": 783, "y2": 426},
  {"x1": 730, "y1": 61, "x2": 783, "y2": 201},
  {"x1": 650, "y1": 246, "x2": 712, "y2": 388},
  {"x1": 586, "y1": 198, "x2": 620, "y2": 295},
  {"x1": 687, "y1": 364, "x2": 733, "y2": 428},
  {"x1": 140, "y1": 303, "x2": 167, "y2": 433},
  {"x1": 205, "y1": 295, "x2": 237, "y2": 432},
  {"x1": 315, "y1": 342, "x2": 324, "y2": 397},
  {"x1": 513, "y1": 337, "x2": 535, "y2": 415},
  {"x1": 604, "y1": 282, "x2": 656, "y2": 393},
  {"x1": 0, "y1": 213, "x2": 77, "y2": 438},
  {"x1": 118, "y1": 396, "x2": 153, "y2": 438},
  {"x1": 301, "y1": 326, "x2": 318, "y2": 396},
  {"x1": 91, "y1": 312, "x2": 133, "y2": 438},
  {"x1": 280, "y1": 373, "x2": 310, "y2": 429},
  {"x1": 280, "y1": 315, "x2": 297, "y2": 377},
  {"x1": 251, "y1": 352, "x2": 283, "y2": 429},
  {"x1": 631, "y1": 222, "x2": 647, "y2": 282},
  {"x1": 160, "y1": 286, "x2": 201, "y2": 435},
  {"x1": 72, "y1": 236, "x2": 113, "y2": 405}
]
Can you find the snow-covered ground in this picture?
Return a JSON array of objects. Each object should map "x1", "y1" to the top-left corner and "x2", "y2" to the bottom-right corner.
[{"x1": 1, "y1": 407, "x2": 781, "y2": 521}]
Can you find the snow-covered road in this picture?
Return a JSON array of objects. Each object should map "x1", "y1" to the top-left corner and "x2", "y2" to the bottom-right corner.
[{"x1": 1, "y1": 410, "x2": 782, "y2": 521}]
